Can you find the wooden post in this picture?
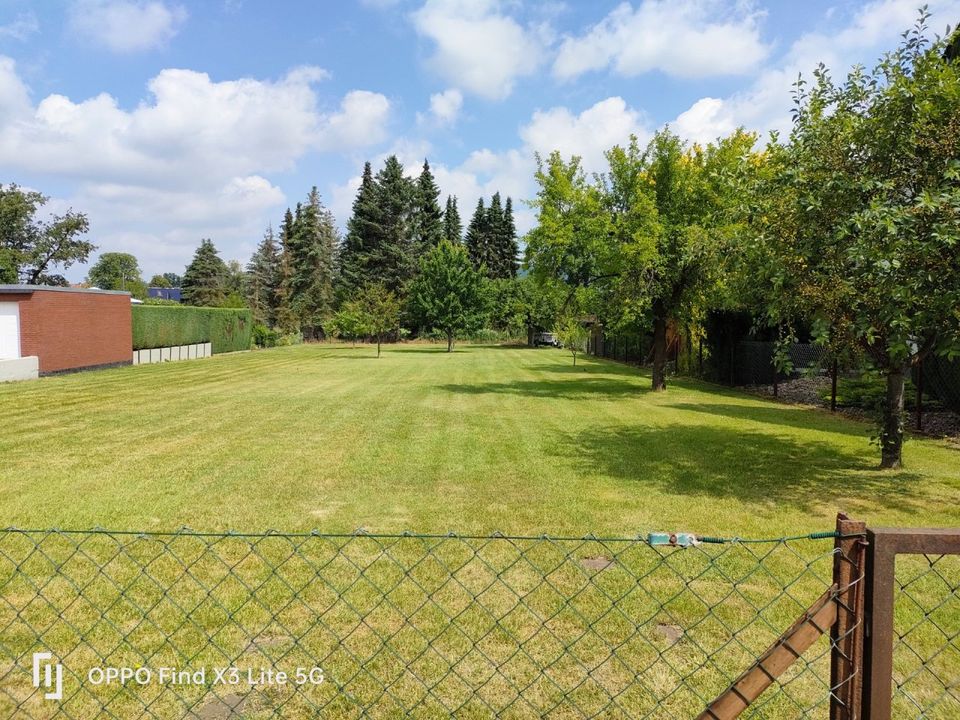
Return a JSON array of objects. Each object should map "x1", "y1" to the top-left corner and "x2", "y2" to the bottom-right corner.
[
  {"x1": 830, "y1": 513, "x2": 867, "y2": 719},
  {"x1": 915, "y1": 360, "x2": 923, "y2": 432},
  {"x1": 831, "y1": 359, "x2": 839, "y2": 412}
]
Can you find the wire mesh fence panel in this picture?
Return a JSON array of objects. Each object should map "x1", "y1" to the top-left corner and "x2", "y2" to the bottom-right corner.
[
  {"x1": 891, "y1": 553, "x2": 960, "y2": 719},
  {"x1": 920, "y1": 355, "x2": 960, "y2": 413},
  {"x1": 0, "y1": 529, "x2": 856, "y2": 719}
]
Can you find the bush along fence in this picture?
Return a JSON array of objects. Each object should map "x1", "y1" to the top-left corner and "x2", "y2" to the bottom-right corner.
[
  {"x1": 0, "y1": 514, "x2": 956, "y2": 718},
  {"x1": 132, "y1": 306, "x2": 252, "y2": 355}
]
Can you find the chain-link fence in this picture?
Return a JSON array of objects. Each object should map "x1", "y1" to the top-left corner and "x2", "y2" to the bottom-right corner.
[
  {"x1": 863, "y1": 527, "x2": 960, "y2": 719},
  {"x1": 0, "y1": 528, "x2": 870, "y2": 719},
  {"x1": 919, "y1": 355, "x2": 960, "y2": 414},
  {"x1": 892, "y1": 553, "x2": 960, "y2": 718}
]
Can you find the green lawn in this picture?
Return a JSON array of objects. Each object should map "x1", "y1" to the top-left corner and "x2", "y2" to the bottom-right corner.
[
  {"x1": 1, "y1": 344, "x2": 958, "y2": 717},
  {"x1": 1, "y1": 342, "x2": 958, "y2": 535}
]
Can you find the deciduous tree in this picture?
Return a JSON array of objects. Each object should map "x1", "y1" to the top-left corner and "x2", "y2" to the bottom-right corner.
[
  {"x1": 409, "y1": 240, "x2": 488, "y2": 352},
  {"x1": 0, "y1": 184, "x2": 94, "y2": 285}
]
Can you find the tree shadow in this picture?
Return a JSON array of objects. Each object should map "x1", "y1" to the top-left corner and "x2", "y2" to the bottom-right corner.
[
  {"x1": 664, "y1": 401, "x2": 873, "y2": 438},
  {"x1": 440, "y1": 377, "x2": 650, "y2": 400},
  {"x1": 395, "y1": 347, "x2": 467, "y2": 354},
  {"x1": 526, "y1": 362, "x2": 641, "y2": 377},
  {"x1": 553, "y1": 423, "x2": 923, "y2": 513}
]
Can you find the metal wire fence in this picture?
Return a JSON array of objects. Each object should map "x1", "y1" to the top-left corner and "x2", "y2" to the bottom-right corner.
[
  {"x1": 0, "y1": 527, "x2": 862, "y2": 719},
  {"x1": 892, "y1": 553, "x2": 960, "y2": 718}
]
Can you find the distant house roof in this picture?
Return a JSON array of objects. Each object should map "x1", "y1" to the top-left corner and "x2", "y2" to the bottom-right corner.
[
  {"x1": 148, "y1": 287, "x2": 182, "y2": 301},
  {"x1": 0, "y1": 284, "x2": 130, "y2": 296}
]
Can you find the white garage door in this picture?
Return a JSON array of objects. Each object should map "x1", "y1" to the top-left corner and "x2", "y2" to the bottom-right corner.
[{"x1": 0, "y1": 302, "x2": 21, "y2": 360}]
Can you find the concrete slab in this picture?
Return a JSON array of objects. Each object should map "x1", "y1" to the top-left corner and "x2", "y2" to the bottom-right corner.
[{"x1": 0, "y1": 356, "x2": 39, "y2": 382}]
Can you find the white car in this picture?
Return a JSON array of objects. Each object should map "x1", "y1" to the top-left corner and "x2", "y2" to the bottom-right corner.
[{"x1": 535, "y1": 332, "x2": 560, "y2": 347}]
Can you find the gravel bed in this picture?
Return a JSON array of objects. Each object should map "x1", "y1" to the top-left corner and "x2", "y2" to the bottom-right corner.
[{"x1": 746, "y1": 377, "x2": 960, "y2": 440}]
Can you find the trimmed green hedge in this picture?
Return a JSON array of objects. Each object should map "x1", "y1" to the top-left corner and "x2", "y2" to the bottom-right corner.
[{"x1": 132, "y1": 306, "x2": 252, "y2": 354}]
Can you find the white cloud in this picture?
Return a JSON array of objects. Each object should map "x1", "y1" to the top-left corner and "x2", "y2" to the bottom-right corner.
[
  {"x1": 553, "y1": 0, "x2": 769, "y2": 81},
  {"x1": 0, "y1": 62, "x2": 389, "y2": 186},
  {"x1": 69, "y1": 0, "x2": 188, "y2": 53},
  {"x1": 0, "y1": 58, "x2": 391, "y2": 275},
  {"x1": 0, "y1": 57, "x2": 31, "y2": 125},
  {"x1": 668, "y1": 0, "x2": 960, "y2": 144},
  {"x1": 0, "y1": 11, "x2": 39, "y2": 41},
  {"x1": 426, "y1": 88, "x2": 463, "y2": 126},
  {"x1": 521, "y1": 96, "x2": 649, "y2": 173},
  {"x1": 411, "y1": 0, "x2": 545, "y2": 100},
  {"x1": 673, "y1": 97, "x2": 735, "y2": 145}
]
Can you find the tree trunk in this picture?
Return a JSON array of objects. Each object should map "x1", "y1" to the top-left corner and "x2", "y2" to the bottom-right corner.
[
  {"x1": 447, "y1": 332, "x2": 454, "y2": 352},
  {"x1": 377, "y1": 335, "x2": 382, "y2": 358},
  {"x1": 573, "y1": 351, "x2": 577, "y2": 367},
  {"x1": 527, "y1": 325, "x2": 535, "y2": 347},
  {"x1": 880, "y1": 368, "x2": 906, "y2": 469},
  {"x1": 652, "y1": 301, "x2": 667, "y2": 391}
]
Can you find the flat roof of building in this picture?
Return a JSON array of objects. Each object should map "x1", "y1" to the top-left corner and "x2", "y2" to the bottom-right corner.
[{"x1": 0, "y1": 284, "x2": 131, "y2": 296}]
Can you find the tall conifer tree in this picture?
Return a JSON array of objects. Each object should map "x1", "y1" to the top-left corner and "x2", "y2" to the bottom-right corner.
[
  {"x1": 338, "y1": 162, "x2": 377, "y2": 302},
  {"x1": 443, "y1": 195, "x2": 462, "y2": 244},
  {"x1": 368, "y1": 155, "x2": 415, "y2": 294},
  {"x1": 412, "y1": 160, "x2": 444, "y2": 255},
  {"x1": 289, "y1": 187, "x2": 337, "y2": 336},
  {"x1": 464, "y1": 198, "x2": 489, "y2": 270},
  {"x1": 182, "y1": 239, "x2": 228, "y2": 306},
  {"x1": 499, "y1": 196, "x2": 519, "y2": 278},
  {"x1": 246, "y1": 224, "x2": 281, "y2": 325}
]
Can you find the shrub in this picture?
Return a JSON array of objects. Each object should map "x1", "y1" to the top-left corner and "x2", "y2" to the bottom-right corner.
[
  {"x1": 275, "y1": 332, "x2": 303, "y2": 347},
  {"x1": 252, "y1": 324, "x2": 279, "y2": 348},
  {"x1": 132, "y1": 306, "x2": 252, "y2": 354},
  {"x1": 818, "y1": 373, "x2": 940, "y2": 411}
]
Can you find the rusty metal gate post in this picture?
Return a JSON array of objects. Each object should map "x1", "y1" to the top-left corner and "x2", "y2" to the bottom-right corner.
[{"x1": 829, "y1": 513, "x2": 867, "y2": 719}]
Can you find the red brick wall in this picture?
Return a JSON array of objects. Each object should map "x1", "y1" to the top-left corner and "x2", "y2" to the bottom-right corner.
[{"x1": 14, "y1": 290, "x2": 132, "y2": 373}]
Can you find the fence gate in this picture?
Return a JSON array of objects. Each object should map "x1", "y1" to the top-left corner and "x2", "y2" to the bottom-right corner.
[{"x1": 862, "y1": 526, "x2": 960, "y2": 718}]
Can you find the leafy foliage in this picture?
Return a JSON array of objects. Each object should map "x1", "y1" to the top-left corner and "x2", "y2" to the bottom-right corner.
[
  {"x1": 746, "y1": 11, "x2": 960, "y2": 466},
  {"x1": 0, "y1": 184, "x2": 94, "y2": 285},
  {"x1": 409, "y1": 240, "x2": 488, "y2": 351},
  {"x1": 87, "y1": 252, "x2": 146, "y2": 299},
  {"x1": 354, "y1": 283, "x2": 401, "y2": 357},
  {"x1": 554, "y1": 316, "x2": 589, "y2": 366}
]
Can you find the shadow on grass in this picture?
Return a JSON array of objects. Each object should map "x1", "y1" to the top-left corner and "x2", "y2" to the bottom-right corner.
[
  {"x1": 553, "y1": 423, "x2": 923, "y2": 512},
  {"x1": 396, "y1": 347, "x2": 467, "y2": 354},
  {"x1": 526, "y1": 362, "x2": 642, "y2": 377},
  {"x1": 665, "y1": 402, "x2": 872, "y2": 438},
  {"x1": 440, "y1": 377, "x2": 650, "y2": 400}
]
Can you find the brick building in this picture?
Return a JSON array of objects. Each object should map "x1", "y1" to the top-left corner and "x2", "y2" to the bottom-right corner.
[{"x1": 0, "y1": 285, "x2": 132, "y2": 378}]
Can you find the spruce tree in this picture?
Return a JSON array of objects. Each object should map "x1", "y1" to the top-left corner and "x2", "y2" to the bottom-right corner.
[
  {"x1": 486, "y1": 192, "x2": 505, "y2": 278},
  {"x1": 182, "y1": 239, "x2": 228, "y2": 307},
  {"x1": 500, "y1": 196, "x2": 519, "y2": 278},
  {"x1": 246, "y1": 225, "x2": 281, "y2": 326},
  {"x1": 274, "y1": 208, "x2": 299, "y2": 333},
  {"x1": 289, "y1": 187, "x2": 337, "y2": 337},
  {"x1": 338, "y1": 162, "x2": 377, "y2": 303},
  {"x1": 368, "y1": 155, "x2": 415, "y2": 294},
  {"x1": 443, "y1": 195, "x2": 462, "y2": 244},
  {"x1": 412, "y1": 160, "x2": 444, "y2": 256},
  {"x1": 464, "y1": 198, "x2": 488, "y2": 270}
]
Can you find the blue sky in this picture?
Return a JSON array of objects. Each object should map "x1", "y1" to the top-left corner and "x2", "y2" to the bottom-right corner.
[{"x1": 1, "y1": 0, "x2": 958, "y2": 281}]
